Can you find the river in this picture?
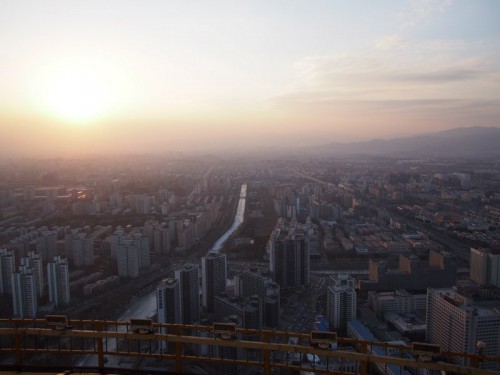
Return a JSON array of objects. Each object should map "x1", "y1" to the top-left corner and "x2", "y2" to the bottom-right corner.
[
  {"x1": 211, "y1": 183, "x2": 246, "y2": 252},
  {"x1": 77, "y1": 183, "x2": 247, "y2": 366}
]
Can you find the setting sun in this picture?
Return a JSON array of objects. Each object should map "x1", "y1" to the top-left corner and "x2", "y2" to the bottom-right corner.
[{"x1": 44, "y1": 70, "x2": 109, "y2": 124}]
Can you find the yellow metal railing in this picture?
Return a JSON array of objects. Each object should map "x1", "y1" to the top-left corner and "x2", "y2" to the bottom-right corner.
[{"x1": 0, "y1": 318, "x2": 499, "y2": 374}]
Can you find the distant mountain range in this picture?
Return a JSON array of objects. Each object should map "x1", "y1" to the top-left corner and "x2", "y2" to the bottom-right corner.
[{"x1": 308, "y1": 126, "x2": 500, "y2": 157}]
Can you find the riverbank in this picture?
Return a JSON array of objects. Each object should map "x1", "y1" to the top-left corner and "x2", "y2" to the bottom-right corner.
[{"x1": 211, "y1": 183, "x2": 247, "y2": 252}]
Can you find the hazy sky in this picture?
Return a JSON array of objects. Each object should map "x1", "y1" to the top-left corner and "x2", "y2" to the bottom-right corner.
[{"x1": 1, "y1": 0, "x2": 499, "y2": 156}]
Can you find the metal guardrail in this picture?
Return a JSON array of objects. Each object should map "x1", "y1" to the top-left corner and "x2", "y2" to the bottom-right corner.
[{"x1": 0, "y1": 318, "x2": 499, "y2": 375}]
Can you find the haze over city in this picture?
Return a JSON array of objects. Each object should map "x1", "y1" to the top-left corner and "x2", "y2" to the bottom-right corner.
[{"x1": 1, "y1": 0, "x2": 500, "y2": 157}]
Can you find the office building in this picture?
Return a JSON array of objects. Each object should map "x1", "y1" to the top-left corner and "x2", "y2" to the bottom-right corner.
[
  {"x1": 241, "y1": 267, "x2": 280, "y2": 328},
  {"x1": 368, "y1": 289, "x2": 427, "y2": 319},
  {"x1": 156, "y1": 278, "x2": 182, "y2": 324},
  {"x1": 269, "y1": 226, "x2": 309, "y2": 289},
  {"x1": 156, "y1": 277, "x2": 182, "y2": 353},
  {"x1": 327, "y1": 274, "x2": 357, "y2": 334},
  {"x1": 0, "y1": 248, "x2": 15, "y2": 295},
  {"x1": 470, "y1": 247, "x2": 500, "y2": 287},
  {"x1": 201, "y1": 252, "x2": 226, "y2": 312},
  {"x1": 47, "y1": 256, "x2": 70, "y2": 306},
  {"x1": 214, "y1": 295, "x2": 263, "y2": 330},
  {"x1": 264, "y1": 282, "x2": 280, "y2": 328},
  {"x1": 426, "y1": 288, "x2": 500, "y2": 369},
  {"x1": 175, "y1": 263, "x2": 200, "y2": 324},
  {"x1": 360, "y1": 250, "x2": 456, "y2": 292}
]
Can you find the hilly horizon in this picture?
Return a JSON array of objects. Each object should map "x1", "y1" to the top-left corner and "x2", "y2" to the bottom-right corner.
[{"x1": 307, "y1": 126, "x2": 500, "y2": 158}]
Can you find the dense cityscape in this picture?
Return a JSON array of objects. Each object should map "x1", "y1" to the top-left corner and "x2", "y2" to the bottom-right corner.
[
  {"x1": 1, "y1": 1, "x2": 500, "y2": 374},
  {"x1": 0, "y1": 151, "x2": 499, "y2": 373}
]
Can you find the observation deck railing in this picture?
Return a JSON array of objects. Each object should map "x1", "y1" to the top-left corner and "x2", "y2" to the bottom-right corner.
[{"x1": 0, "y1": 318, "x2": 499, "y2": 374}]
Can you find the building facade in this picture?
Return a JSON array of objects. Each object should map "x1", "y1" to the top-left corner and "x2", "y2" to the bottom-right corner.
[
  {"x1": 175, "y1": 263, "x2": 200, "y2": 324},
  {"x1": 470, "y1": 247, "x2": 500, "y2": 287},
  {"x1": 12, "y1": 267, "x2": 38, "y2": 318},
  {"x1": 47, "y1": 256, "x2": 70, "y2": 306},
  {"x1": 0, "y1": 248, "x2": 15, "y2": 295},
  {"x1": 426, "y1": 288, "x2": 500, "y2": 369},
  {"x1": 270, "y1": 227, "x2": 309, "y2": 289},
  {"x1": 327, "y1": 274, "x2": 357, "y2": 334},
  {"x1": 201, "y1": 252, "x2": 226, "y2": 312}
]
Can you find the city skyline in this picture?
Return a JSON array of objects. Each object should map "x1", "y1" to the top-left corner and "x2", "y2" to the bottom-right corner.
[{"x1": 1, "y1": 0, "x2": 500, "y2": 157}]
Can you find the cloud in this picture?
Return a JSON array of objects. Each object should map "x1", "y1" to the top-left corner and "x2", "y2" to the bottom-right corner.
[
  {"x1": 397, "y1": 0, "x2": 453, "y2": 27},
  {"x1": 265, "y1": 37, "x2": 500, "y2": 139},
  {"x1": 375, "y1": 35, "x2": 407, "y2": 50},
  {"x1": 273, "y1": 41, "x2": 496, "y2": 107}
]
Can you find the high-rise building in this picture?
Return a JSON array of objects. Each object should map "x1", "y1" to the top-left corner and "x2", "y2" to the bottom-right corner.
[
  {"x1": 0, "y1": 248, "x2": 15, "y2": 295},
  {"x1": 21, "y1": 252, "x2": 44, "y2": 298},
  {"x1": 241, "y1": 267, "x2": 269, "y2": 299},
  {"x1": 426, "y1": 288, "x2": 500, "y2": 369},
  {"x1": 47, "y1": 256, "x2": 70, "y2": 306},
  {"x1": 36, "y1": 229, "x2": 57, "y2": 263},
  {"x1": 133, "y1": 195, "x2": 154, "y2": 215},
  {"x1": 144, "y1": 220, "x2": 171, "y2": 255},
  {"x1": 327, "y1": 274, "x2": 357, "y2": 335},
  {"x1": 156, "y1": 278, "x2": 182, "y2": 324},
  {"x1": 201, "y1": 252, "x2": 226, "y2": 312},
  {"x1": 214, "y1": 295, "x2": 263, "y2": 330},
  {"x1": 470, "y1": 247, "x2": 500, "y2": 287},
  {"x1": 117, "y1": 238, "x2": 140, "y2": 278},
  {"x1": 175, "y1": 263, "x2": 200, "y2": 324},
  {"x1": 71, "y1": 233, "x2": 95, "y2": 267},
  {"x1": 116, "y1": 234, "x2": 150, "y2": 279},
  {"x1": 156, "y1": 277, "x2": 182, "y2": 353},
  {"x1": 241, "y1": 267, "x2": 280, "y2": 328},
  {"x1": 270, "y1": 227, "x2": 309, "y2": 289},
  {"x1": 11, "y1": 267, "x2": 38, "y2": 318},
  {"x1": 264, "y1": 282, "x2": 280, "y2": 329}
]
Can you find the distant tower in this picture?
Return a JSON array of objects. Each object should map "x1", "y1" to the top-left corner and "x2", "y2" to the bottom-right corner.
[
  {"x1": 202, "y1": 252, "x2": 227, "y2": 312},
  {"x1": 12, "y1": 267, "x2": 38, "y2": 318},
  {"x1": 175, "y1": 263, "x2": 200, "y2": 324},
  {"x1": 0, "y1": 248, "x2": 15, "y2": 295},
  {"x1": 47, "y1": 256, "x2": 70, "y2": 306},
  {"x1": 327, "y1": 274, "x2": 357, "y2": 334}
]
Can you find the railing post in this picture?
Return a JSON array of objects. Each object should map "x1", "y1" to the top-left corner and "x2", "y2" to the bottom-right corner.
[
  {"x1": 359, "y1": 342, "x2": 369, "y2": 375},
  {"x1": 263, "y1": 331, "x2": 271, "y2": 375},
  {"x1": 14, "y1": 320, "x2": 22, "y2": 370},
  {"x1": 175, "y1": 325, "x2": 183, "y2": 373},
  {"x1": 96, "y1": 321, "x2": 105, "y2": 372}
]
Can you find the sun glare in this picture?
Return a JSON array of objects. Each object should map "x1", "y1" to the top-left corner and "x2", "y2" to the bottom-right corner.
[{"x1": 45, "y1": 71, "x2": 109, "y2": 124}]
